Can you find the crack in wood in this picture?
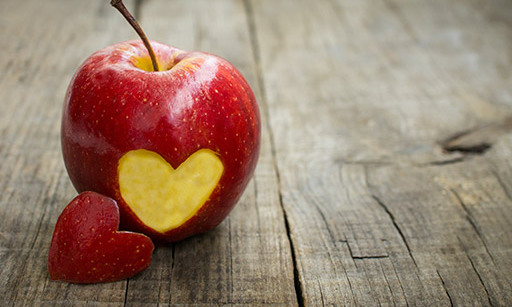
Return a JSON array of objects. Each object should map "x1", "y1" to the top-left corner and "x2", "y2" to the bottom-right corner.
[
  {"x1": 466, "y1": 253, "x2": 493, "y2": 306},
  {"x1": 450, "y1": 189, "x2": 496, "y2": 265},
  {"x1": 317, "y1": 280, "x2": 326, "y2": 307},
  {"x1": 436, "y1": 270, "x2": 454, "y2": 307},
  {"x1": 344, "y1": 240, "x2": 389, "y2": 260},
  {"x1": 443, "y1": 142, "x2": 492, "y2": 155},
  {"x1": 282, "y1": 207, "x2": 305, "y2": 307},
  {"x1": 371, "y1": 195, "x2": 418, "y2": 268},
  {"x1": 311, "y1": 198, "x2": 338, "y2": 245},
  {"x1": 427, "y1": 156, "x2": 466, "y2": 166},
  {"x1": 242, "y1": 1, "x2": 303, "y2": 306},
  {"x1": 345, "y1": 240, "x2": 355, "y2": 260},
  {"x1": 123, "y1": 279, "x2": 130, "y2": 307},
  {"x1": 440, "y1": 116, "x2": 512, "y2": 155},
  {"x1": 351, "y1": 255, "x2": 390, "y2": 260}
]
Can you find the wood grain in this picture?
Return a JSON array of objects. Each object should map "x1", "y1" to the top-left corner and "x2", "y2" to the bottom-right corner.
[
  {"x1": 247, "y1": 0, "x2": 512, "y2": 305},
  {"x1": 1, "y1": 1, "x2": 137, "y2": 305},
  {"x1": 1, "y1": 0, "x2": 511, "y2": 305}
]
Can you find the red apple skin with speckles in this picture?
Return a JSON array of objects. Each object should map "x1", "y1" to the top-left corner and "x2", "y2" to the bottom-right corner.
[
  {"x1": 61, "y1": 40, "x2": 260, "y2": 242},
  {"x1": 48, "y1": 192, "x2": 154, "y2": 284}
]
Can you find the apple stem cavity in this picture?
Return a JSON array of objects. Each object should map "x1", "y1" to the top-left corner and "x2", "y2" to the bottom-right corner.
[{"x1": 110, "y1": 0, "x2": 160, "y2": 72}]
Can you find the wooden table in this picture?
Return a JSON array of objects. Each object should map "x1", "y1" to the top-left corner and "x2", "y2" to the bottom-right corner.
[{"x1": 2, "y1": 0, "x2": 511, "y2": 305}]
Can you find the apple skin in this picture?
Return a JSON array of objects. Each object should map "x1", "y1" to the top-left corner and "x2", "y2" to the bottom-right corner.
[
  {"x1": 48, "y1": 191, "x2": 154, "y2": 283},
  {"x1": 61, "y1": 40, "x2": 260, "y2": 242}
]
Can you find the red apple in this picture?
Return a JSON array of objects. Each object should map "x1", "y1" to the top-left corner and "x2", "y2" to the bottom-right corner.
[
  {"x1": 48, "y1": 192, "x2": 154, "y2": 283},
  {"x1": 61, "y1": 40, "x2": 260, "y2": 242}
]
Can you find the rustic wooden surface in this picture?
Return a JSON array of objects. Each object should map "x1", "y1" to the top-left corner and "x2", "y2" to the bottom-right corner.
[{"x1": 1, "y1": 0, "x2": 511, "y2": 306}]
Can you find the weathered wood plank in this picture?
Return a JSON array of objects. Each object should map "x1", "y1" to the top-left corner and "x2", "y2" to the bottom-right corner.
[
  {"x1": 0, "y1": 1, "x2": 139, "y2": 305},
  {"x1": 367, "y1": 159, "x2": 512, "y2": 306},
  {"x1": 247, "y1": 0, "x2": 512, "y2": 305}
]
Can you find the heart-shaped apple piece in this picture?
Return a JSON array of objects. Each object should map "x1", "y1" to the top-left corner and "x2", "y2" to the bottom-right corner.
[
  {"x1": 118, "y1": 148, "x2": 224, "y2": 233},
  {"x1": 48, "y1": 191, "x2": 154, "y2": 284}
]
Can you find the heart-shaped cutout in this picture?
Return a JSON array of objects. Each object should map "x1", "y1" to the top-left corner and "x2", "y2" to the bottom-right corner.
[
  {"x1": 118, "y1": 148, "x2": 224, "y2": 233},
  {"x1": 47, "y1": 192, "x2": 154, "y2": 284}
]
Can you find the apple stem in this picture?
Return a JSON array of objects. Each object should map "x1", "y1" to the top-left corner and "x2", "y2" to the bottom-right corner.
[{"x1": 111, "y1": 0, "x2": 160, "y2": 72}]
